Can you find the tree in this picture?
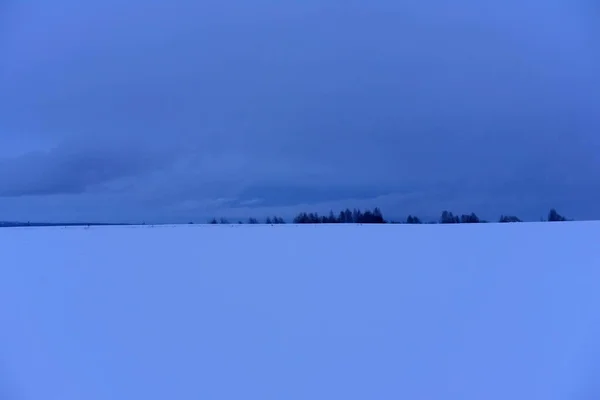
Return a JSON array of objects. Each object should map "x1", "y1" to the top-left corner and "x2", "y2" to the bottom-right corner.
[
  {"x1": 292, "y1": 208, "x2": 386, "y2": 224},
  {"x1": 209, "y1": 218, "x2": 218, "y2": 224},
  {"x1": 499, "y1": 215, "x2": 521, "y2": 223},
  {"x1": 440, "y1": 211, "x2": 459, "y2": 224},
  {"x1": 247, "y1": 217, "x2": 259, "y2": 224},
  {"x1": 293, "y1": 212, "x2": 310, "y2": 223},
  {"x1": 327, "y1": 211, "x2": 337, "y2": 223},
  {"x1": 548, "y1": 209, "x2": 567, "y2": 222},
  {"x1": 372, "y1": 207, "x2": 385, "y2": 223},
  {"x1": 460, "y1": 213, "x2": 480, "y2": 223},
  {"x1": 344, "y1": 209, "x2": 353, "y2": 223},
  {"x1": 362, "y1": 210, "x2": 374, "y2": 223},
  {"x1": 406, "y1": 215, "x2": 422, "y2": 224}
]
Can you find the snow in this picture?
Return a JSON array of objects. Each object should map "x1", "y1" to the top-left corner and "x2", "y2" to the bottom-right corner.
[{"x1": 1, "y1": 222, "x2": 600, "y2": 399}]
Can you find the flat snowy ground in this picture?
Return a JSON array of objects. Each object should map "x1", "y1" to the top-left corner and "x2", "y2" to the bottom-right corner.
[{"x1": 1, "y1": 222, "x2": 600, "y2": 399}]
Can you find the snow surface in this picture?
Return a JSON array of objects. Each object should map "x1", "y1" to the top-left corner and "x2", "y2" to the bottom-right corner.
[{"x1": 1, "y1": 222, "x2": 600, "y2": 399}]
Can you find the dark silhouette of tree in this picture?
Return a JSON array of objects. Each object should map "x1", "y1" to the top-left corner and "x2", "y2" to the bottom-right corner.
[
  {"x1": 293, "y1": 212, "x2": 310, "y2": 223},
  {"x1": 460, "y1": 213, "x2": 480, "y2": 223},
  {"x1": 406, "y1": 215, "x2": 422, "y2": 224},
  {"x1": 548, "y1": 209, "x2": 567, "y2": 222},
  {"x1": 344, "y1": 209, "x2": 353, "y2": 223},
  {"x1": 336, "y1": 209, "x2": 354, "y2": 223},
  {"x1": 203, "y1": 207, "x2": 574, "y2": 225},
  {"x1": 372, "y1": 207, "x2": 385, "y2": 223},
  {"x1": 292, "y1": 208, "x2": 386, "y2": 224},
  {"x1": 361, "y1": 210, "x2": 374, "y2": 223},
  {"x1": 356, "y1": 209, "x2": 383, "y2": 223},
  {"x1": 499, "y1": 215, "x2": 522, "y2": 223},
  {"x1": 440, "y1": 211, "x2": 460, "y2": 224},
  {"x1": 326, "y1": 211, "x2": 337, "y2": 223}
]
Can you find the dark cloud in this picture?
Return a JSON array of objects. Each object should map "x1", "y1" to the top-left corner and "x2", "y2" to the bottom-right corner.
[
  {"x1": 0, "y1": 0, "x2": 598, "y2": 221},
  {"x1": 0, "y1": 138, "x2": 175, "y2": 196},
  {"x1": 233, "y1": 184, "x2": 399, "y2": 208}
]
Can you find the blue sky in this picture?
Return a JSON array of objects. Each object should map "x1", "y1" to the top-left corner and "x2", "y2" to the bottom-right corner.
[{"x1": 0, "y1": 0, "x2": 598, "y2": 223}]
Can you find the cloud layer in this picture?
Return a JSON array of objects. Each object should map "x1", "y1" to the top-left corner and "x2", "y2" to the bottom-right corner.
[{"x1": 0, "y1": 0, "x2": 598, "y2": 222}]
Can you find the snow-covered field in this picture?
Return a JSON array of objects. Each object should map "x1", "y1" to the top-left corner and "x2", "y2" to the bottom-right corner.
[{"x1": 1, "y1": 222, "x2": 600, "y2": 400}]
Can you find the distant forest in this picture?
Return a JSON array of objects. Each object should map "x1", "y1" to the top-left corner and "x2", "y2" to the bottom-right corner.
[
  {"x1": 0, "y1": 208, "x2": 571, "y2": 228},
  {"x1": 209, "y1": 208, "x2": 570, "y2": 225}
]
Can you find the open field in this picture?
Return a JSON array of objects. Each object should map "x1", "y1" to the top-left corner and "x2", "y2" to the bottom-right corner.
[{"x1": 1, "y1": 222, "x2": 600, "y2": 399}]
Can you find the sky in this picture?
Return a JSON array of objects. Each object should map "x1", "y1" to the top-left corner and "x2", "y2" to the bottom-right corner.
[{"x1": 0, "y1": 0, "x2": 599, "y2": 223}]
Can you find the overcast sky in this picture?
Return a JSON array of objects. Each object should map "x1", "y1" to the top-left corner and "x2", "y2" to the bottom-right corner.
[{"x1": 1, "y1": 0, "x2": 598, "y2": 223}]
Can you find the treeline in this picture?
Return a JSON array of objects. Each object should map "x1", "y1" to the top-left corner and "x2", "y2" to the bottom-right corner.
[
  {"x1": 294, "y1": 208, "x2": 385, "y2": 224},
  {"x1": 207, "y1": 208, "x2": 569, "y2": 224}
]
